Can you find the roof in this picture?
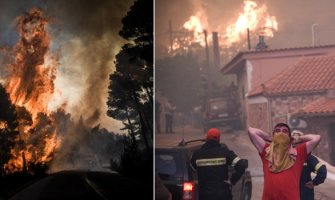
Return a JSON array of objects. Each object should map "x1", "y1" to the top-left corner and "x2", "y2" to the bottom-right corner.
[
  {"x1": 293, "y1": 96, "x2": 335, "y2": 117},
  {"x1": 221, "y1": 44, "x2": 335, "y2": 74},
  {"x1": 248, "y1": 55, "x2": 335, "y2": 97}
]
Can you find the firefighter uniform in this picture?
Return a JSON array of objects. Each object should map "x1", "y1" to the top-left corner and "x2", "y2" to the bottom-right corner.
[
  {"x1": 300, "y1": 154, "x2": 327, "y2": 200},
  {"x1": 190, "y1": 129, "x2": 247, "y2": 200}
]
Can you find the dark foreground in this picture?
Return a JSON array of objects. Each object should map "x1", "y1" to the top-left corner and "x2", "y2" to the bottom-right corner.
[{"x1": 5, "y1": 170, "x2": 152, "y2": 200}]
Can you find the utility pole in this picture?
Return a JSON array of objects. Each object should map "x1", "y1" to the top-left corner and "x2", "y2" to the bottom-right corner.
[
  {"x1": 212, "y1": 32, "x2": 220, "y2": 68},
  {"x1": 169, "y1": 20, "x2": 173, "y2": 51},
  {"x1": 204, "y1": 30, "x2": 212, "y2": 99}
]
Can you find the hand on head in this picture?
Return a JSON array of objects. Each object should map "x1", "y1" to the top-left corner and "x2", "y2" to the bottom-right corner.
[{"x1": 291, "y1": 130, "x2": 304, "y2": 144}]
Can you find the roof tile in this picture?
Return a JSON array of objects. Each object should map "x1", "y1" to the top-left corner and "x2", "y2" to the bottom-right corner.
[
  {"x1": 248, "y1": 55, "x2": 335, "y2": 96},
  {"x1": 294, "y1": 96, "x2": 335, "y2": 116}
]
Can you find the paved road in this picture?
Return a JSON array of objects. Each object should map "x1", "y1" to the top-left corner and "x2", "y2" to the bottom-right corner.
[{"x1": 155, "y1": 125, "x2": 335, "y2": 200}]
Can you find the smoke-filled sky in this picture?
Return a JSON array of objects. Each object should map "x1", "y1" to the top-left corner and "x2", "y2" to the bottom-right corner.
[
  {"x1": 155, "y1": 0, "x2": 335, "y2": 57},
  {"x1": 0, "y1": 0, "x2": 133, "y2": 132}
]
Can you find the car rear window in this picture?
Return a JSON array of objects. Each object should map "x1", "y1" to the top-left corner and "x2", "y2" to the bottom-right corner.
[
  {"x1": 156, "y1": 150, "x2": 184, "y2": 177},
  {"x1": 156, "y1": 154, "x2": 177, "y2": 175},
  {"x1": 209, "y1": 101, "x2": 227, "y2": 112}
]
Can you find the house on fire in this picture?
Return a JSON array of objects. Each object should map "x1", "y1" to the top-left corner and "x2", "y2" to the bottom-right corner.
[{"x1": 221, "y1": 44, "x2": 335, "y2": 164}]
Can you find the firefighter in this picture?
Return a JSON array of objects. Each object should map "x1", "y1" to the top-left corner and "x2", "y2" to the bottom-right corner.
[
  {"x1": 190, "y1": 128, "x2": 248, "y2": 200},
  {"x1": 292, "y1": 130, "x2": 327, "y2": 200}
]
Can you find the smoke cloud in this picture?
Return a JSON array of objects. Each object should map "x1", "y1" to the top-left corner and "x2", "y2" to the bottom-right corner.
[
  {"x1": 0, "y1": 0, "x2": 135, "y2": 173},
  {"x1": 0, "y1": 0, "x2": 133, "y2": 132}
]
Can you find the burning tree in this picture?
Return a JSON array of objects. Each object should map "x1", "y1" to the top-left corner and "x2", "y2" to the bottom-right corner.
[
  {"x1": 0, "y1": 4, "x2": 142, "y2": 177},
  {"x1": 168, "y1": 0, "x2": 278, "y2": 61},
  {"x1": 0, "y1": 84, "x2": 19, "y2": 176},
  {"x1": 1, "y1": 8, "x2": 58, "y2": 174}
]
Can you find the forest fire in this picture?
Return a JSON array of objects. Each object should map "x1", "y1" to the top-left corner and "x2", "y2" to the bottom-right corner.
[
  {"x1": 224, "y1": 0, "x2": 278, "y2": 46},
  {"x1": 3, "y1": 8, "x2": 60, "y2": 173},
  {"x1": 169, "y1": 0, "x2": 278, "y2": 53},
  {"x1": 169, "y1": 13, "x2": 208, "y2": 53}
]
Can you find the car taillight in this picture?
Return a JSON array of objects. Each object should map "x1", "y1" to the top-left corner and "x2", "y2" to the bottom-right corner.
[{"x1": 183, "y1": 182, "x2": 195, "y2": 200}]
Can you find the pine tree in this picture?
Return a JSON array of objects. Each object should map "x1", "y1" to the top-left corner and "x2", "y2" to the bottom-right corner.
[{"x1": 0, "y1": 84, "x2": 19, "y2": 175}]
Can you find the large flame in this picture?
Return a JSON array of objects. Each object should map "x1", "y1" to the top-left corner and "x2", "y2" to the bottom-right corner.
[
  {"x1": 169, "y1": 12, "x2": 209, "y2": 53},
  {"x1": 7, "y1": 8, "x2": 56, "y2": 118},
  {"x1": 183, "y1": 14, "x2": 206, "y2": 47},
  {"x1": 3, "y1": 8, "x2": 60, "y2": 173},
  {"x1": 169, "y1": 0, "x2": 278, "y2": 53},
  {"x1": 224, "y1": 0, "x2": 278, "y2": 46}
]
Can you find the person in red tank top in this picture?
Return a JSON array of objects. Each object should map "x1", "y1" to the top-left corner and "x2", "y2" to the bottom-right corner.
[{"x1": 248, "y1": 123, "x2": 321, "y2": 200}]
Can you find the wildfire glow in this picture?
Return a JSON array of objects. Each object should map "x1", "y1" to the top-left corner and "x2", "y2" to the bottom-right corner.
[
  {"x1": 7, "y1": 8, "x2": 56, "y2": 119},
  {"x1": 183, "y1": 15, "x2": 206, "y2": 46},
  {"x1": 169, "y1": 0, "x2": 278, "y2": 53},
  {"x1": 224, "y1": 0, "x2": 278, "y2": 46},
  {"x1": 3, "y1": 8, "x2": 60, "y2": 173},
  {"x1": 169, "y1": 12, "x2": 209, "y2": 53}
]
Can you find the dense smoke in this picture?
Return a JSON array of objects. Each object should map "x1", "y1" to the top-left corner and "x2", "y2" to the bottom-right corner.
[
  {"x1": 0, "y1": 0, "x2": 133, "y2": 132},
  {"x1": 0, "y1": 0, "x2": 134, "y2": 173}
]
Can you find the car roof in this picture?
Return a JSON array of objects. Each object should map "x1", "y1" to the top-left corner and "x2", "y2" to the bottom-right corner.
[{"x1": 155, "y1": 138, "x2": 205, "y2": 151}]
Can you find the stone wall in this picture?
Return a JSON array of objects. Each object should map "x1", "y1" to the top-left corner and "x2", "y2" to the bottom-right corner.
[{"x1": 270, "y1": 94, "x2": 321, "y2": 127}]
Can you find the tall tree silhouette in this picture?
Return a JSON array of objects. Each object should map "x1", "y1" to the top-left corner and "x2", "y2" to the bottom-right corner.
[
  {"x1": 107, "y1": 0, "x2": 153, "y2": 150},
  {"x1": 0, "y1": 84, "x2": 19, "y2": 175}
]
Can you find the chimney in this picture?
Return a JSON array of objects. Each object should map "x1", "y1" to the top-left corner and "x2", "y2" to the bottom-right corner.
[
  {"x1": 212, "y1": 32, "x2": 220, "y2": 67},
  {"x1": 256, "y1": 35, "x2": 268, "y2": 50}
]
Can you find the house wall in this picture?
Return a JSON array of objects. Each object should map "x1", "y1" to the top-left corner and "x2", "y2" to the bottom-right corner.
[
  {"x1": 269, "y1": 94, "x2": 321, "y2": 127},
  {"x1": 238, "y1": 62, "x2": 248, "y2": 128},
  {"x1": 225, "y1": 46, "x2": 335, "y2": 132},
  {"x1": 247, "y1": 96, "x2": 269, "y2": 132},
  {"x1": 247, "y1": 94, "x2": 321, "y2": 132},
  {"x1": 304, "y1": 117, "x2": 335, "y2": 165},
  {"x1": 231, "y1": 54, "x2": 320, "y2": 130}
]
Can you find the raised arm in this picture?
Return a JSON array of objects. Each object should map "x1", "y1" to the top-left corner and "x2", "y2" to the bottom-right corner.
[
  {"x1": 248, "y1": 127, "x2": 272, "y2": 153},
  {"x1": 294, "y1": 134, "x2": 321, "y2": 154}
]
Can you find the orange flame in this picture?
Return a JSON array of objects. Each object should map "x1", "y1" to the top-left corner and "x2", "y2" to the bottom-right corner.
[
  {"x1": 6, "y1": 8, "x2": 56, "y2": 119},
  {"x1": 224, "y1": 0, "x2": 278, "y2": 46},
  {"x1": 183, "y1": 15, "x2": 206, "y2": 46},
  {"x1": 3, "y1": 8, "x2": 60, "y2": 173},
  {"x1": 169, "y1": 13, "x2": 210, "y2": 53},
  {"x1": 169, "y1": 0, "x2": 278, "y2": 53}
]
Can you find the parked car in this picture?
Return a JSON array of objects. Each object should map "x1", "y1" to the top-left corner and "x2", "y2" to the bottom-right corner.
[
  {"x1": 155, "y1": 139, "x2": 252, "y2": 200},
  {"x1": 202, "y1": 97, "x2": 243, "y2": 131}
]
